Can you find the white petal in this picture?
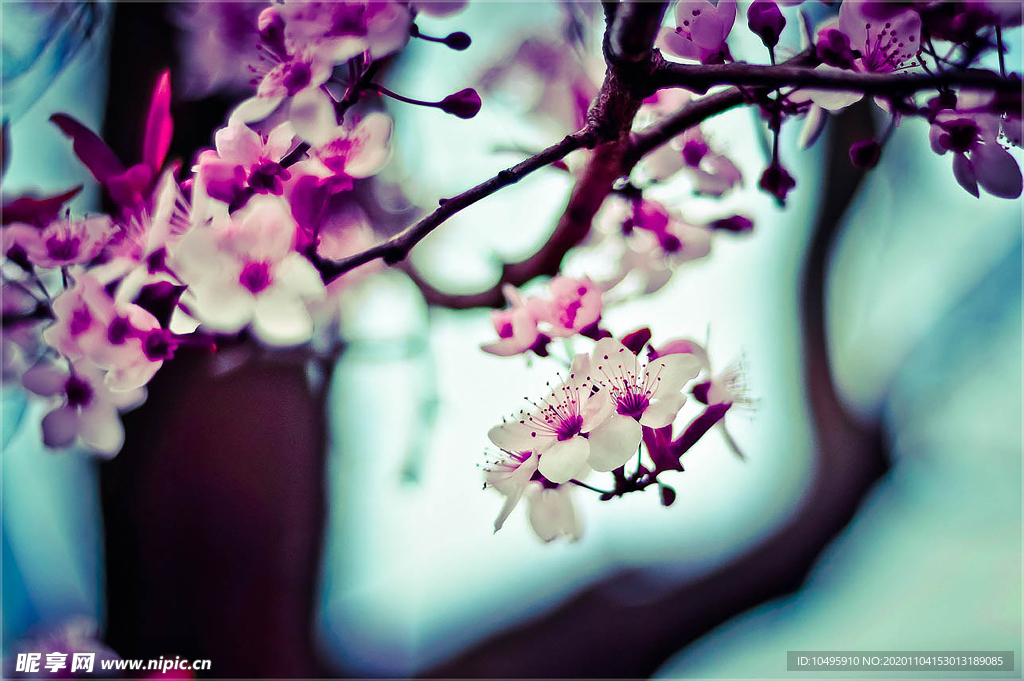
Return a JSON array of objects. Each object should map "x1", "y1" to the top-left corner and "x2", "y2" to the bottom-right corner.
[
  {"x1": 78, "y1": 404, "x2": 124, "y2": 456},
  {"x1": 346, "y1": 113, "x2": 393, "y2": 178},
  {"x1": 488, "y1": 419, "x2": 546, "y2": 453},
  {"x1": 252, "y1": 288, "x2": 313, "y2": 346},
  {"x1": 647, "y1": 352, "x2": 702, "y2": 400},
  {"x1": 640, "y1": 391, "x2": 687, "y2": 428},
  {"x1": 215, "y1": 123, "x2": 263, "y2": 166},
  {"x1": 276, "y1": 254, "x2": 326, "y2": 299},
  {"x1": 229, "y1": 94, "x2": 284, "y2": 125},
  {"x1": 581, "y1": 389, "x2": 613, "y2": 433},
  {"x1": 537, "y1": 436, "x2": 590, "y2": 484},
  {"x1": 586, "y1": 414, "x2": 642, "y2": 472},
  {"x1": 190, "y1": 281, "x2": 255, "y2": 333},
  {"x1": 526, "y1": 486, "x2": 580, "y2": 543},
  {"x1": 591, "y1": 337, "x2": 637, "y2": 380},
  {"x1": 289, "y1": 87, "x2": 337, "y2": 147}
]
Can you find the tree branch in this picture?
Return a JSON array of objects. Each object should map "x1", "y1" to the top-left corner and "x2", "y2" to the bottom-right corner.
[
  {"x1": 313, "y1": 129, "x2": 597, "y2": 283},
  {"x1": 651, "y1": 60, "x2": 1021, "y2": 96}
]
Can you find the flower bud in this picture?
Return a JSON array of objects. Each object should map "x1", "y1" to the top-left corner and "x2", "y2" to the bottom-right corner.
[
  {"x1": 709, "y1": 215, "x2": 754, "y2": 233},
  {"x1": 848, "y1": 139, "x2": 881, "y2": 169},
  {"x1": 443, "y1": 31, "x2": 472, "y2": 50},
  {"x1": 439, "y1": 88, "x2": 482, "y2": 119},
  {"x1": 747, "y1": 0, "x2": 786, "y2": 49},
  {"x1": 758, "y1": 160, "x2": 796, "y2": 206}
]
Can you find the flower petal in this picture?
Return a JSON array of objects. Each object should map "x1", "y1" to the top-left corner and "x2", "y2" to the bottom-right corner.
[
  {"x1": 252, "y1": 288, "x2": 313, "y2": 346},
  {"x1": 289, "y1": 88, "x2": 337, "y2": 147},
  {"x1": 537, "y1": 436, "x2": 590, "y2": 484},
  {"x1": 640, "y1": 391, "x2": 688, "y2": 428},
  {"x1": 973, "y1": 141, "x2": 1023, "y2": 199},
  {"x1": 648, "y1": 352, "x2": 702, "y2": 400},
  {"x1": 78, "y1": 404, "x2": 124, "y2": 456},
  {"x1": 587, "y1": 414, "x2": 642, "y2": 472},
  {"x1": 41, "y1": 406, "x2": 80, "y2": 449},
  {"x1": 488, "y1": 419, "x2": 545, "y2": 453},
  {"x1": 526, "y1": 485, "x2": 581, "y2": 542}
]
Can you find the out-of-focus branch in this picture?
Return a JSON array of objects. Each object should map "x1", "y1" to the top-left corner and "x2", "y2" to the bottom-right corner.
[
  {"x1": 651, "y1": 60, "x2": 1020, "y2": 96},
  {"x1": 313, "y1": 129, "x2": 597, "y2": 282},
  {"x1": 319, "y1": 1, "x2": 669, "y2": 301}
]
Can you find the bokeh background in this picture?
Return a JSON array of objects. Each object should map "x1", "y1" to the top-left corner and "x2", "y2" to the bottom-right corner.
[{"x1": 2, "y1": 1, "x2": 1021, "y2": 678}]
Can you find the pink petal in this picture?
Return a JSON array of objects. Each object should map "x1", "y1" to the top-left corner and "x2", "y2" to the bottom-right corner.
[
  {"x1": 289, "y1": 88, "x2": 337, "y2": 147},
  {"x1": 973, "y1": 141, "x2": 1023, "y2": 199},
  {"x1": 952, "y1": 153, "x2": 980, "y2": 197},
  {"x1": 142, "y1": 70, "x2": 173, "y2": 171},
  {"x1": 42, "y1": 406, "x2": 80, "y2": 449},
  {"x1": 50, "y1": 114, "x2": 125, "y2": 183}
]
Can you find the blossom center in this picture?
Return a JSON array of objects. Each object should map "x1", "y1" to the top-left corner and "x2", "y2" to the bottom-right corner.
[
  {"x1": 70, "y1": 305, "x2": 92, "y2": 336},
  {"x1": 283, "y1": 62, "x2": 312, "y2": 96},
  {"x1": 65, "y1": 376, "x2": 93, "y2": 408},
  {"x1": 554, "y1": 413, "x2": 583, "y2": 441},
  {"x1": 239, "y1": 261, "x2": 273, "y2": 294},
  {"x1": 248, "y1": 160, "x2": 290, "y2": 194},
  {"x1": 45, "y1": 234, "x2": 80, "y2": 262},
  {"x1": 107, "y1": 316, "x2": 132, "y2": 345},
  {"x1": 615, "y1": 389, "x2": 650, "y2": 420}
]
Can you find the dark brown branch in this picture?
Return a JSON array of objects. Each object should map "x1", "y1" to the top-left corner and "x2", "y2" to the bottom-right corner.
[
  {"x1": 651, "y1": 61, "x2": 1021, "y2": 96},
  {"x1": 314, "y1": 129, "x2": 597, "y2": 283}
]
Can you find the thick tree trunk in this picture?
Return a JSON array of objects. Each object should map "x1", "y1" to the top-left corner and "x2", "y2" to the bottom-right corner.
[{"x1": 101, "y1": 349, "x2": 332, "y2": 677}]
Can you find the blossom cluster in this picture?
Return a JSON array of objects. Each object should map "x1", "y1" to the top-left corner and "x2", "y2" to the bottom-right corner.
[
  {"x1": 2, "y1": 0, "x2": 1019, "y2": 544},
  {"x1": 2, "y1": 0, "x2": 471, "y2": 455}
]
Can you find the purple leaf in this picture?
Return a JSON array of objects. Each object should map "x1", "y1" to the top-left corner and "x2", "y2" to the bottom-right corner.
[
  {"x1": 1, "y1": 186, "x2": 83, "y2": 226},
  {"x1": 50, "y1": 114, "x2": 125, "y2": 183}
]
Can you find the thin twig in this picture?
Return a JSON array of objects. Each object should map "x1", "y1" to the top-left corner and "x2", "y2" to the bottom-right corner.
[
  {"x1": 314, "y1": 129, "x2": 598, "y2": 282},
  {"x1": 650, "y1": 60, "x2": 1020, "y2": 96}
]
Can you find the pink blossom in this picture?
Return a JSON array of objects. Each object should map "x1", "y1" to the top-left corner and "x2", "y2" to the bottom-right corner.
[
  {"x1": 22, "y1": 359, "x2": 144, "y2": 456},
  {"x1": 288, "y1": 112, "x2": 393, "y2": 193},
  {"x1": 658, "y1": 0, "x2": 737, "y2": 64},
  {"x1": 481, "y1": 284, "x2": 546, "y2": 357},
  {"x1": 837, "y1": 0, "x2": 921, "y2": 74},
  {"x1": 2, "y1": 215, "x2": 113, "y2": 269},
  {"x1": 488, "y1": 354, "x2": 612, "y2": 483},
  {"x1": 172, "y1": 195, "x2": 325, "y2": 345},
  {"x1": 230, "y1": 41, "x2": 336, "y2": 146},
  {"x1": 538, "y1": 276, "x2": 602, "y2": 339},
  {"x1": 278, "y1": 1, "x2": 412, "y2": 63},
  {"x1": 929, "y1": 98, "x2": 1022, "y2": 199},
  {"x1": 651, "y1": 337, "x2": 750, "y2": 459},
  {"x1": 585, "y1": 338, "x2": 701, "y2": 471},
  {"x1": 195, "y1": 121, "x2": 296, "y2": 207},
  {"x1": 483, "y1": 449, "x2": 539, "y2": 532},
  {"x1": 41, "y1": 272, "x2": 167, "y2": 391}
]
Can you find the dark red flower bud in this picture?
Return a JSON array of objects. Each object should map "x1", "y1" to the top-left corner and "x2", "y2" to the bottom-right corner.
[
  {"x1": 439, "y1": 88, "x2": 482, "y2": 119},
  {"x1": 758, "y1": 161, "x2": 796, "y2": 206},
  {"x1": 659, "y1": 484, "x2": 677, "y2": 507},
  {"x1": 709, "y1": 215, "x2": 754, "y2": 233},
  {"x1": 747, "y1": 0, "x2": 786, "y2": 49},
  {"x1": 848, "y1": 139, "x2": 881, "y2": 169},
  {"x1": 620, "y1": 327, "x2": 652, "y2": 355},
  {"x1": 443, "y1": 31, "x2": 472, "y2": 50}
]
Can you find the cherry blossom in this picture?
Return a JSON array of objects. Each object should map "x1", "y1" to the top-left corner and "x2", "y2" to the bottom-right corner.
[
  {"x1": 230, "y1": 14, "x2": 337, "y2": 147},
  {"x1": 536, "y1": 276, "x2": 602, "y2": 339},
  {"x1": 483, "y1": 449, "x2": 538, "y2": 532},
  {"x1": 41, "y1": 272, "x2": 168, "y2": 391},
  {"x1": 658, "y1": 0, "x2": 737, "y2": 65},
  {"x1": 586, "y1": 338, "x2": 701, "y2": 472},
  {"x1": 652, "y1": 337, "x2": 750, "y2": 459},
  {"x1": 278, "y1": 1, "x2": 412, "y2": 64},
  {"x1": 2, "y1": 215, "x2": 113, "y2": 269},
  {"x1": 287, "y1": 112, "x2": 393, "y2": 193},
  {"x1": 22, "y1": 359, "x2": 145, "y2": 456},
  {"x1": 488, "y1": 354, "x2": 611, "y2": 484},
  {"x1": 195, "y1": 121, "x2": 296, "y2": 208},
  {"x1": 172, "y1": 195, "x2": 326, "y2": 345},
  {"x1": 481, "y1": 284, "x2": 547, "y2": 357},
  {"x1": 929, "y1": 97, "x2": 1023, "y2": 199}
]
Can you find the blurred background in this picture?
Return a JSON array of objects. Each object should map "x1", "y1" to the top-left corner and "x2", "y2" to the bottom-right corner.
[{"x1": 2, "y1": 1, "x2": 1021, "y2": 678}]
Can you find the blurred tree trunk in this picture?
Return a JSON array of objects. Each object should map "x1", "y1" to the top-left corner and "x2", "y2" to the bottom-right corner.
[{"x1": 101, "y1": 348, "x2": 333, "y2": 677}]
